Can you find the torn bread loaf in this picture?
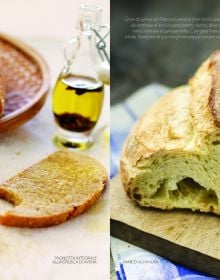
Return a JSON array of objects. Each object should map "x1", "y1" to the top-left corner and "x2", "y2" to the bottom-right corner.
[
  {"x1": 0, "y1": 73, "x2": 5, "y2": 117},
  {"x1": 0, "y1": 150, "x2": 107, "y2": 227},
  {"x1": 121, "y1": 51, "x2": 220, "y2": 215}
]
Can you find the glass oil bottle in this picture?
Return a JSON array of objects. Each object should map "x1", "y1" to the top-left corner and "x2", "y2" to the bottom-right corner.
[{"x1": 52, "y1": 4, "x2": 105, "y2": 149}]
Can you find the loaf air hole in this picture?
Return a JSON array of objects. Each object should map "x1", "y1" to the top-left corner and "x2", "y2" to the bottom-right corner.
[
  {"x1": 132, "y1": 187, "x2": 142, "y2": 201},
  {"x1": 150, "y1": 181, "x2": 166, "y2": 199},
  {"x1": 212, "y1": 140, "x2": 220, "y2": 145},
  {"x1": 174, "y1": 178, "x2": 218, "y2": 206}
]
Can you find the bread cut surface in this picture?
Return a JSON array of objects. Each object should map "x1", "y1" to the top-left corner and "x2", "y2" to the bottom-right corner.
[
  {"x1": 0, "y1": 151, "x2": 107, "y2": 227},
  {"x1": 121, "y1": 51, "x2": 220, "y2": 215},
  {"x1": 0, "y1": 73, "x2": 5, "y2": 117}
]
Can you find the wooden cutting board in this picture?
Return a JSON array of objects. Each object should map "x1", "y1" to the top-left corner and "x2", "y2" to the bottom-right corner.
[{"x1": 111, "y1": 175, "x2": 220, "y2": 278}]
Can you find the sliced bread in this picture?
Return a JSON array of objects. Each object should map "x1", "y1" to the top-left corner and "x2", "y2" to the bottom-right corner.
[{"x1": 0, "y1": 150, "x2": 107, "y2": 227}]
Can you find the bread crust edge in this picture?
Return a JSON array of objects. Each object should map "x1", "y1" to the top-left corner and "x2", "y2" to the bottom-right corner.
[{"x1": 0, "y1": 178, "x2": 107, "y2": 228}]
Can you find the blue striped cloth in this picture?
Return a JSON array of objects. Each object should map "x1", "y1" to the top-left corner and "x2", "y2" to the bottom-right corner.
[{"x1": 110, "y1": 84, "x2": 218, "y2": 280}]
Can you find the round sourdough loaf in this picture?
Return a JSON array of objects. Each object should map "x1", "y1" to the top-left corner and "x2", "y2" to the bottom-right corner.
[{"x1": 121, "y1": 51, "x2": 220, "y2": 215}]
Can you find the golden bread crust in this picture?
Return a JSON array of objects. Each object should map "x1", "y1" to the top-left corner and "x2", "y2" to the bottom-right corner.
[
  {"x1": 120, "y1": 51, "x2": 220, "y2": 215},
  {"x1": 208, "y1": 51, "x2": 220, "y2": 127}
]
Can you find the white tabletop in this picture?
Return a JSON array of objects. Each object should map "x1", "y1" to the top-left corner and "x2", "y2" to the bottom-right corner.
[
  {"x1": 0, "y1": 2, "x2": 110, "y2": 279},
  {"x1": 0, "y1": 0, "x2": 110, "y2": 41},
  {"x1": 0, "y1": 13, "x2": 109, "y2": 280}
]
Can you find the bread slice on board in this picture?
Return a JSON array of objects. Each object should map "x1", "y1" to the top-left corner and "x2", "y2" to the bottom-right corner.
[
  {"x1": 0, "y1": 73, "x2": 5, "y2": 117},
  {"x1": 0, "y1": 151, "x2": 107, "y2": 227},
  {"x1": 121, "y1": 50, "x2": 220, "y2": 215}
]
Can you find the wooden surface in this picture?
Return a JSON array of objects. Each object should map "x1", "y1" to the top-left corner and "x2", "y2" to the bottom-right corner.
[
  {"x1": 111, "y1": 175, "x2": 220, "y2": 278},
  {"x1": 0, "y1": 37, "x2": 109, "y2": 280}
]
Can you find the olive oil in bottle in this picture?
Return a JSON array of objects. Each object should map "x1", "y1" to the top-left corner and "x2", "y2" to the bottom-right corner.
[
  {"x1": 53, "y1": 75, "x2": 104, "y2": 133},
  {"x1": 52, "y1": 4, "x2": 105, "y2": 149}
]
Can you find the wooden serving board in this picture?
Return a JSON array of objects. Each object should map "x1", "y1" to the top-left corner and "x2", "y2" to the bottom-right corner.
[{"x1": 111, "y1": 175, "x2": 220, "y2": 278}]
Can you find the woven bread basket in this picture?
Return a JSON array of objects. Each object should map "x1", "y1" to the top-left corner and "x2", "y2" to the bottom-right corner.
[{"x1": 0, "y1": 33, "x2": 49, "y2": 132}]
